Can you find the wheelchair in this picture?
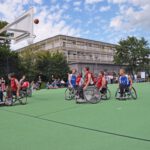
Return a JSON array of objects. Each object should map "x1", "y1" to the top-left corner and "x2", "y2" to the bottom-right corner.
[
  {"x1": 1, "y1": 89, "x2": 28, "y2": 106},
  {"x1": 115, "y1": 86, "x2": 137, "y2": 100}
]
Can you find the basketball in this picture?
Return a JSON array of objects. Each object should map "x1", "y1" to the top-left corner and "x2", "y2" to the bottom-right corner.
[{"x1": 34, "y1": 19, "x2": 39, "y2": 24}]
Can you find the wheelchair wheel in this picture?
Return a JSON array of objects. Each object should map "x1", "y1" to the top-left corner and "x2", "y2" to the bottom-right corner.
[
  {"x1": 19, "y1": 90, "x2": 27, "y2": 105},
  {"x1": 65, "y1": 88, "x2": 75, "y2": 100},
  {"x1": 115, "y1": 88, "x2": 120, "y2": 99},
  {"x1": 130, "y1": 87, "x2": 137, "y2": 100},
  {"x1": 27, "y1": 88, "x2": 32, "y2": 97},
  {"x1": 101, "y1": 88, "x2": 111, "y2": 100},
  {"x1": 84, "y1": 86, "x2": 101, "y2": 104}
]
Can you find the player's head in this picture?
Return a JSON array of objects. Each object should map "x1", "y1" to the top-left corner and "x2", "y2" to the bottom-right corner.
[
  {"x1": 84, "y1": 67, "x2": 89, "y2": 73},
  {"x1": 8, "y1": 73, "x2": 16, "y2": 80},
  {"x1": 72, "y1": 68, "x2": 76, "y2": 74},
  {"x1": 119, "y1": 69, "x2": 125, "y2": 76},
  {"x1": 78, "y1": 73, "x2": 82, "y2": 77},
  {"x1": 99, "y1": 71, "x2": 104, "y2": 77}
]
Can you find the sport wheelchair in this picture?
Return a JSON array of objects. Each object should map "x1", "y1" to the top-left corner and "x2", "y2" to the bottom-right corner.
[
  {"x1": 2, "y1": 89, "x2": 28, "y2": 106},
  {"x1": 115, "y1": 86, "x2": 137, "y2": 100},
  {"x1": 65, "y1": 86, "x2": 101, "y2": 104}
]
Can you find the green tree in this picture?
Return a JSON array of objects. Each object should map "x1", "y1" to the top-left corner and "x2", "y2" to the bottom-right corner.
[
  {"x1": 18, "y1": 47, "x2": 37, "y2": 80},
  {"x1": 0, "y1": 21, "x2": 21, "y2": 77},
  {"x1": 114, "y1": 36, "x2": 150, "y2": 74},
  {"x1": 36, "y1": 51, "x2": 69, "y2": 81}
]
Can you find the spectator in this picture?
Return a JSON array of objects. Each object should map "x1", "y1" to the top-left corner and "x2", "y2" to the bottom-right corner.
[
  {"x1": 1, "y1": 77, "x2": 6, "y2": 92},
  {"x1": 38, "y1": 76, "x2": 42, "y2": 89}
]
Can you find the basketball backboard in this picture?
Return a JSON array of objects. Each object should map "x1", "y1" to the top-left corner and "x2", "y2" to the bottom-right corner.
[{"x1": 0, "y1": 8, "x2": 34, "y2": 44}]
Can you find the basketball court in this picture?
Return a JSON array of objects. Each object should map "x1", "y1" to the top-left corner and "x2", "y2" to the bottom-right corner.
[
  {"x1": 0, "y1": 83, "x2": 150, "y2": 150},
  {"x1": 0, "y1": 6, "x2": 150, "y2": 150}
]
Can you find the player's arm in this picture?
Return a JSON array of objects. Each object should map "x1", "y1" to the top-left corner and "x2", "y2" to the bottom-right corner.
[
  {"x1": 128, "y1": 75, "x2": 133, "y2": 88},
  {"x1": 83, "y1": 74, "x2": 91, "y2": 90},
  {"x1": 68, "y1": 74, "x2": 72, "y2": 87},
  {"x1": 15, "y1": 79, "x2": 20, "y2": 97}
]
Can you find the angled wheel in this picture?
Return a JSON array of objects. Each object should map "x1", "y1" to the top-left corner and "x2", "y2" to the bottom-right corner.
[
  {"x1": 130, "y1": 87, "x2": 137, "y2": 100},
  {"x1": 101, "y1": 88, "x2": 111, "y2": 100},
  {"x1": 115, "y1": 88, "x2": 120, "y2": 99},
  {"x1": 65, "y1": 88, "x2": 74, "y2": 100},
  {"x1": 19, "y1": 90, "x2": 27, "y2": 105},
  {"x1": 84, "y1": 86, "x2": 101, "y2": 104},
  {"x1": 27, "y1": 88, "x2": 32, "y2": 97},
  {"x1": 106, "y1": 89, "x2": 111, "y2": 100}
]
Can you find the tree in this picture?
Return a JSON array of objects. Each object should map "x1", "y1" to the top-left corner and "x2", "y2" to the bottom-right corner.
[
  {"x1": 0, "y1": 21, "x2": 21, "y2": 78},
  {"x1": 114, "y1": 36, "x2": 150, "y2": 74},
  {"x1": 36, "y1": 51, "x2": 70, "y2": 81},
  {"x1": 18, "y1": 46, "x2": 37, "y2": 81}
]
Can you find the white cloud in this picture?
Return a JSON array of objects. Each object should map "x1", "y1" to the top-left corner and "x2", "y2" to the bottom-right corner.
[
  {"x1": 100, "y1": 6, "x2": 111, "y2": 12},
  {"x1": 74, "y1": 7, "x2": 82, "y2": 12},
  {"x1": 73, "y1": 1, "x2": 81, "y2": 6},
  {"x1": 85, "y1": 0, "x2": 103, "y2": 4},
  {"x1": 110, "y1": 16, "x2": 123, "y2": 30},
  {"x1": 108, "y1": 0, "x2": 127, "y2": 4},
  {"x1": 109, "y1": 0, "x2": 150, "y2": 31}
]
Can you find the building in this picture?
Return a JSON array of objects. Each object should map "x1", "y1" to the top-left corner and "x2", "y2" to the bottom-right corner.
[{"x1": 18, "y1": 35, "x2": 122, "y2": 73}]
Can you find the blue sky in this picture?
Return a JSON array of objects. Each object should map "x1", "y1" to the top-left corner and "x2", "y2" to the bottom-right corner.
[{"x1": 0, "y1": 0, "x2": 150, "y2": 49}]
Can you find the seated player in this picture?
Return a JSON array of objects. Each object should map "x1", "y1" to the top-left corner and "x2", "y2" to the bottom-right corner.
[
  {"x1": 68, "y1": 69, "x2": 77, "y2": 88},
  {"x1": 5, "y1": 85, "x2": 13, "y2": 106},
  {"x1": 8, "y1": 73, "x2": 20, "y2": 98},
  {"x1": 118, "y1": 69, "x2": 132, "y2": 99},
  {"x1": 77, "y1": 67, "x2": 95, "y2": 102},
  {"x1": 96, "y1": 71, "x2": 107, "y2": 94}
]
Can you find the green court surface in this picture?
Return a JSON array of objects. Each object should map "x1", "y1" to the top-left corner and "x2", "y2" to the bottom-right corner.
[{"x1": 0, "y1": 83, "x2": 150, "y2": 150}]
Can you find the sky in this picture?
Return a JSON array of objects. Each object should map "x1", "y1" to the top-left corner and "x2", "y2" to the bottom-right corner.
[{"x1": 0, "y1": 0, "x2": 150, "y2": 50}]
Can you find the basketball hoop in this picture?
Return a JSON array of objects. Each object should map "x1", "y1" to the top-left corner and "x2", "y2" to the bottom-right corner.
[{"x1": 0, "y1": 8, "x2": 34, "y2": 44}]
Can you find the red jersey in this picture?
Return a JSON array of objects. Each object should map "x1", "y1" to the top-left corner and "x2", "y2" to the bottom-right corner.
[
  {"x1": 22, "y1": 81, "x2": 29, "y2": 88},
  {"x1": 11, "y1": 78, "x2": 18, "y2": 91},
  {"x1": 84, "y1": 71, "x2": 95, "y2": 85},
  {"x1": 96, "y1": 77, "x2": 102, "y2": 89},
  {"x1": 96, "y1": 76, "x2": 107, "y2": 89},
  {"x1": 76, "y1": 76, "x2": 81, "y2": 86}
]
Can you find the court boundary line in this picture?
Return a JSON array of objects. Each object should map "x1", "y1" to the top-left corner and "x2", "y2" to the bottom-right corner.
[
  {"x1": 35, "y1": 105, "x2": 82, "y2": 117},
  {"x1": 1, "y1": 108, "x2": 150, "y2": 143}
]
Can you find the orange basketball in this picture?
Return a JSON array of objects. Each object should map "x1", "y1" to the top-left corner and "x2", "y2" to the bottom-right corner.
[{"x1": 34, "y1": 19, "x2": 39, "y2": 24}]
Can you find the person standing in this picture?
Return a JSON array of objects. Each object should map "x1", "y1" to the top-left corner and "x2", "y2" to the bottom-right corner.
[{"x1": 38, "y1": 76, "x2": 42, "y2": 89}]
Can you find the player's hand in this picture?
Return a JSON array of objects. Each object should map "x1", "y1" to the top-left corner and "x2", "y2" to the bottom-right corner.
[{"x1": 16, "y1": 92, "x2": 19, "y2": 98}]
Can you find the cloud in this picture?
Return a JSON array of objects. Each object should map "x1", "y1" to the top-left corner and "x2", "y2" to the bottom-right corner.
[
  {"x1": 85, "y1": 0, "x2": 103, "y2": 4},
  {"x1": 110, "y1": 16, "x2": 123, "y2": 31},
  {"x1": 109, "y1": 0, "x2": 150, "y2": 31},
  {"x1": 99, "y1": 6, "x2": 111, "y2": 12},
  {"x1": 108, "y1": 0, "x2": 127, "y2": 4},
  {"x1": 73, "y1": 1, "x2": 82, "y2": 6},
  {"x1": 74, "y1": 7, "x2": 82, "y2": 12}
]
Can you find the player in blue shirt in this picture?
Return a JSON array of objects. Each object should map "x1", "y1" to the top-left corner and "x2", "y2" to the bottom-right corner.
[
  {"x1": 119, "y1": 69, "x2": 132, "y2": 98},
  {"x1": 68, "y1": 69, "x2": 77, "y2": 88}
]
